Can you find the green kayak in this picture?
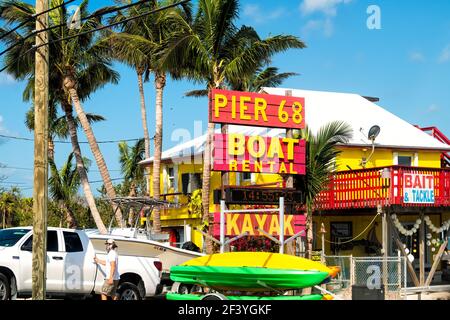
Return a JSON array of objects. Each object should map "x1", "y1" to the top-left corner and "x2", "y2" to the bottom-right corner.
[
  {"x1": 170, "y1": 265, "x2": 329, "y2": 291},
  {"x1": 166, "y1": 292, "x2": 325, "y2": 301}
]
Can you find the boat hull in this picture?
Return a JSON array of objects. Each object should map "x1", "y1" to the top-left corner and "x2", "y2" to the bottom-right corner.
[{"x1": 170, "y1": 265, "x2": 329, "y2": 291}]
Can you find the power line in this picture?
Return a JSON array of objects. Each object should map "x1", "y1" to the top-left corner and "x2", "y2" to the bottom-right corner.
[
  {"x1": 0, "y1": 166, "x2": 33, "y2": 171},
  {"x1": 0, "y1": 181, "x2": 30, "y2": 185},
  {"x1": 0, "y1": 165, "x2": 122, "y2": 172},
  {"x1": 0, "y1": 0, "x2": 190, "y2": 73},
  {"x1": 90, "y1": 177, "x2": 125, "y2": 184},
  {"x1": 35, "y1": 0, "x2": 191, "y2": 52},
  {"x1": 0, "y1": 0, "x2": 150, "y2": 58},
  {"x1": 39, "y1": 0, "x2": 155, "y2": 36},
  {"x1": 0, "y1": 133, "x2": 147, "y2": 144},
  {"x1": 0, "y1": 0, "x2": 76, "y2": 42}
]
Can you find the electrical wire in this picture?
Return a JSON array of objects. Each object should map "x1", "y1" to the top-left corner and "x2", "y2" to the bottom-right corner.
[
  {"x1": 316, "y1": 212, "x2": 381, "y2": 245},
  {"x1": 0, "y1": 0, "x2": 153, "y2": 57},
  {"x1": 90, "y1": 177, "x2": 125, "y2": 184},
  {"x1": 0, "y1": 165, "x2": 122, "y2": 172},
  {"x1": 0, "y1": 0, "x2": 190, "y2": 73},
  {"x1": 0, "y1": 0, "x2": 76, "y2": 41},
  {"x1": 0, "y1": 133, "x2": 148, "y2": 144}
]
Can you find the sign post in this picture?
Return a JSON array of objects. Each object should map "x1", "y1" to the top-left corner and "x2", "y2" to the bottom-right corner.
[
  {"x1": 218, "y1": 197, "x2": 304, "y2": 254},
  {"x1": 209, "y1": 89, "x2": 307, "y2": 255},
  {"x1": 279, "y1": 197, "x2": 285, "y2": 254}
]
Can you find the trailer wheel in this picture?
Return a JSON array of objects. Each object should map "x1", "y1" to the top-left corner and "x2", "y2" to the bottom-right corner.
[
  {"x1": 201, "y1": 293, "x2": 227, "y2": 300},
  {"x1": 171, "y1": 282, "x2": 192, "y2": 294}
]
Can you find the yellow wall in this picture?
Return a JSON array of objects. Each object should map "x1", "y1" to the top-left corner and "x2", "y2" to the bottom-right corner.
[
  {"x1": 145, "y1": 146, "x2": 444, "y2": 249},
  {"x1": 336, "y1": 147, "x2": 442, "y2": 170},
  {"x1": 313, "y1": 213, "x2": 448, "y2": 258}
]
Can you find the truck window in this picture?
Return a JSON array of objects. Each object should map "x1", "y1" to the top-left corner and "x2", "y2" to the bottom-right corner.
[
  {"x1": 0, "y1": 229, "x2": 29, "y2": 247},
  {"x1": 20, "y1": 231, "x2": 59, "y2": 252},
  {"x1": 63, "y1": 232, "x2": 83, "y2": 252}
]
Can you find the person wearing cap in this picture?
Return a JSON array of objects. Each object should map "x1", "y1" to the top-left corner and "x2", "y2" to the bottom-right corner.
[{"x1": 94, "y1": 239, "x2": 120, "y2": 300}]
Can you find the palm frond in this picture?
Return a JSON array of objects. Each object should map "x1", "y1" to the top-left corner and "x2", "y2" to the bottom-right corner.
[{"x1": 185, "y1": 89, "x2": 208, "y2": 97}]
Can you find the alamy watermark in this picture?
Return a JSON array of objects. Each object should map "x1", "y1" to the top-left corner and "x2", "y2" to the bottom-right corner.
[
  {"x1": 367, "y1": 5, "x2": 381, "y2": 30},
  {"x1": 67, "y1": 5, "x2": 82, "y2": 30}
]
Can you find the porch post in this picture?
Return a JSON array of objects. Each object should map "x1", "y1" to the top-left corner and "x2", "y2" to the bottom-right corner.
[
  {"x1": 380, "y1": 205, "x2": 388, "y2": 288},
  {"x1": 320, "y1": 223, "x2": 326, "y2": 264},
  {"x1": 388, "y1": 212, "x2": 420, "y2": 287},
  {"x1": 220, "y1": 200, "x2": 225, "y2": 253},
  {"x1": 419, "y1": 210, "x2": 425, "y2": 286}
]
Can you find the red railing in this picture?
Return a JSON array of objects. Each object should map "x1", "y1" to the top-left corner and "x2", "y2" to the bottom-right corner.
[
  {"x1": 315, "y1": 166, "x2": 450, "y2": 210},
  {"x1": 416, "y1": 126, "x2": 450, "y2": 167}
]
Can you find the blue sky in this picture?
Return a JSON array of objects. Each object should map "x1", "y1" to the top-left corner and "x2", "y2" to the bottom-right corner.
[{"x1": 1, "y1": 0, "x2": 450, "y2": 196}]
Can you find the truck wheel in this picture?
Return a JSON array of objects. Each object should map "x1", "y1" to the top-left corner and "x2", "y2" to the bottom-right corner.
[
  {"x1": 117, "y1": 282, "x2": 142, "y2": 300},
  {"x1": 0, "y1": 273, "x2": 11, "y2": 301}
]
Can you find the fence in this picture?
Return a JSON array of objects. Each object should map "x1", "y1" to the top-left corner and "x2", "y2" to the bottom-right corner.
[
  {"x1": 323, "y1": 255, "x2": 407, "y2": 300},
  {"x1": 315, "y1": 165, "x2": 450, "y2": 210}
]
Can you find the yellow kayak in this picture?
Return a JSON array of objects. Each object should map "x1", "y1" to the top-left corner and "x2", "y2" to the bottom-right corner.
[{"x1": 180, "y1": 252, "x2": 332, "y2": 272}]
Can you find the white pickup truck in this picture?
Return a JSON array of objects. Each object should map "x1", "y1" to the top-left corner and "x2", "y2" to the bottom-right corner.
[{"x1": 0, "y1": 227, "x2": 162, "y2": 300}]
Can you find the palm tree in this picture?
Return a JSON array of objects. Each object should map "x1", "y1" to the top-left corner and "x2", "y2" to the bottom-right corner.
[
  {"x1": 0, "y1": 192, "x2": 12, "y2": 229},
  {"x1": 49, "y1": 153, "x2": 90, "y2": 228},
  {"x1": 0, "y1": 0, "x2": 121, "y2": 232},
  {"x1": 0, "y1": 187, "x2": 20, "y2": 228},
  {"x1": 102, "y1": 0, "x2": 157, "y2": 165},
  {"x1": 25, "y1": 102, "x2": 105, "y2": 161},
  {"x1": 186, "y1": 66, "x2": 298, "y2": 97},
  {"x1": 100, "y1": 0, "x2": 192, "y2": 233},
  {"x1": 229, "y1": 66, "x2": 298, "y2": 93},
  {"x1": 161, "y1": 0, "x2": 306, "y2": 251},
  {"x1": 294, "y1": 121, "x2": 353, "y2": 260},
  {"x1": 118, "y1": 138, "x2": 145, "y2": 226}
]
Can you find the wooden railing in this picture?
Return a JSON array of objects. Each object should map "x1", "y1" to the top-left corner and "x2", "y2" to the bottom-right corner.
[{"x1": 315, "y1": 166, "x2": 450, "y2": 210}]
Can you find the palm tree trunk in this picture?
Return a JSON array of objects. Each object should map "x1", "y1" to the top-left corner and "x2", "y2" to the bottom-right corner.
[
  {"x1": 137, "y1": 71, "x2": 151, "y2": 161},
  {"x1": 137, "y1": 70, "x2": 151, "y2": 196},
  {"x1": 67, "y1": 86, "x2": 124, "y2": 228},
  {"x1": 60, "y1": 200, "x2": 77, "y2": 229},
  {"x1": 2, "y1": 211, "x2": 5, "y2": 229},
  {"x1": 152, "y1": 71, "x2": 166, "y2": 233},
  {"x1": 63, "y1": 102, "x2": 107, "y2": 234},
  {"x1": 202, "y1": 122, "x2": 215, "y2": 254},
  {"x1": 48, "y1": 137, "x2": 55, "y2": 161}
]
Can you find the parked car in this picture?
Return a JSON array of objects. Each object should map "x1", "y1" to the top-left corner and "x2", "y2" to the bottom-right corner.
[{"x1": 0, "y1": 227, "x2": 162, "y2": 300}]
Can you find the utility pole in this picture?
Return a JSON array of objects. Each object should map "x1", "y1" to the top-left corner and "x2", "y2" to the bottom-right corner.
[{"x1": 32, "y1": 0, "x2": 49, "y2": 300}]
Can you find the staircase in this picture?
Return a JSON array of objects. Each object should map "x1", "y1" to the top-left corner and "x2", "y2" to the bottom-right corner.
[{"x1": 416, "y1": 126, "x2": 450, "y2": 167}]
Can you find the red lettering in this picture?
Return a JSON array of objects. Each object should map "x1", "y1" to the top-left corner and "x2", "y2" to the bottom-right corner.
[{"x1": 405, "y1": 174, "x2": 412, "y2": 188}]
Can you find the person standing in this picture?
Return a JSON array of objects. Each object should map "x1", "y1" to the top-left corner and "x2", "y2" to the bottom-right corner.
[{"x1": 94, "y1": 239, "x2": 120, "y2": 300}]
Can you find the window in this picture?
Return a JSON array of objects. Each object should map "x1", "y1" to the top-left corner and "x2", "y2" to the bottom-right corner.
[
  {"x1": 242, "y1": 172, "x2": 252, "y2": 181},
  {"x1": 168, "y1": 167, "x2": 175, "y2": 188},
  {"x1": 398, "y1": 156, "x2": 412, "y2": 166},
  {"x1": 330, "y1": 222, "x2": 353, "y2": 253},
  {"x1": 63, "y1": 232, "x2": 83, "y2": 253},
  {"x1": 0, "y1": 228, "x2": 29, "y2": 247},
  {"x1": 181, "y1": 173, "x2": 202, "y2": 194},
  {"x1": 21, "y1": 231, "x2": 59, "y2": 252}
]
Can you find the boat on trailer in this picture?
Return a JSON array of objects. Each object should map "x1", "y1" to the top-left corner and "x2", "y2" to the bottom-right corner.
[
  {"x1": 167, "y1": 252, "x2": 340, "y2": 300},
  {"x1": 85, "y1": 197, "x2": 204, "y2": 277}
]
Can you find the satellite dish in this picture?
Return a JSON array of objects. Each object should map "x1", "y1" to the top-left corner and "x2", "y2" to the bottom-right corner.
[{"x1": 368, "y1": 125, "x2": 381, "y2": 141}]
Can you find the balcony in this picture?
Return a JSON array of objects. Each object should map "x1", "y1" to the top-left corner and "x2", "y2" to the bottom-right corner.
[{"x1": 315, "y1": 166, "x2": 450, "y2": 211}]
